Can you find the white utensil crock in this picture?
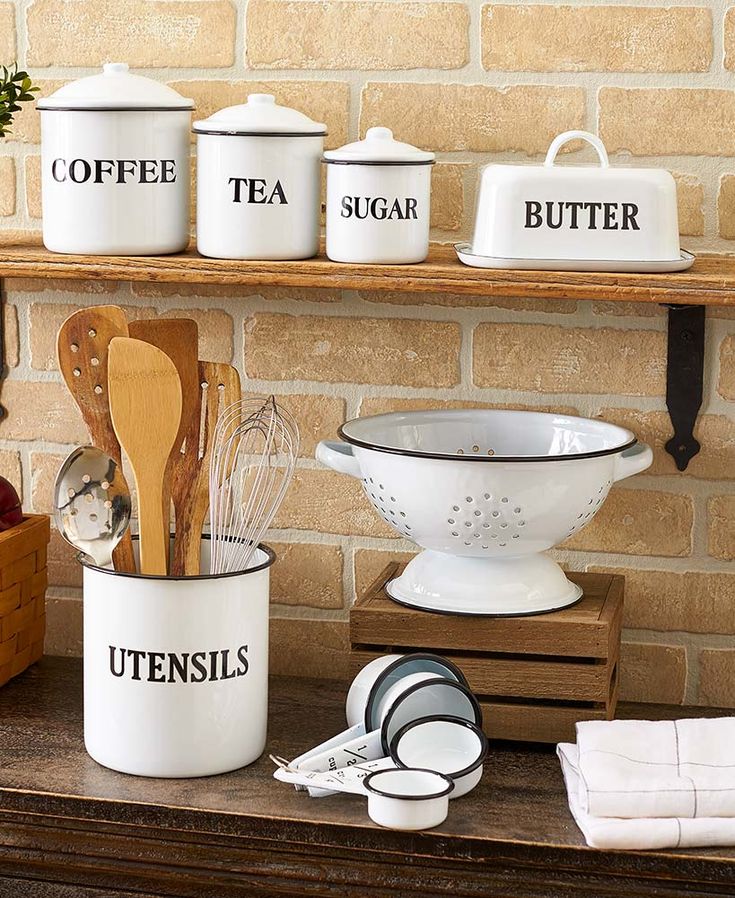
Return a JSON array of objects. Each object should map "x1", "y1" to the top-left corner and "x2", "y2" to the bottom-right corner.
[
  {"x1": 324, "y1": 127, "x2": 434, "y2": 264},
  {"x1": 194, "y1": 94, "x2": 325, "y2": 260},
  {"x1": 82, "y1": 541, "x2": 274, "y2": 778},
  {"x1": 39, "y1": 63, "x2": 192, "y2": 255}
]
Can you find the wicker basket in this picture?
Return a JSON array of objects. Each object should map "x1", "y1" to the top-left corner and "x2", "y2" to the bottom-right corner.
[{"x1": 0, "y1": 515, "x2": 49, "y2": 687}]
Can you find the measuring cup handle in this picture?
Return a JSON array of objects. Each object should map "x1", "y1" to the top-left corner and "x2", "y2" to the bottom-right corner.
[
  {"x1": 298, "y1": 728, "x2": 383, "y2": 773},
  {"x1": 274, "y1": 766, "x2": 366, "y2": 795},
  {"x1": 307, "y1": 757, "x2": 395, "y2": 798},
  {"x1": 290, "y1": 722, "x2": 366, "y2": 767}
]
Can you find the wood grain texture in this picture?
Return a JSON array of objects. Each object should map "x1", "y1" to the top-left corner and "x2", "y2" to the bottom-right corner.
[
  {"x1": 2, "y1": 242, "x2": 735, "y2": 305},
  {"x1": 107, "y1": 338, "x2": 182, "y2": 576},
  {"x1": 56, "y1": 307, "x2": 135, "y2": 574},
  {"x1": 1, "y1": 658, "x2": 735, "y2": 898}
]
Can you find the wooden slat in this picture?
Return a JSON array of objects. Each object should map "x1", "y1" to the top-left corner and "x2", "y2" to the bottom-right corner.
[
  {"x1": 479, "y1": 699, "x2": 609, "y2": 743},
  {"x1": 1, "y1": 241, "x2": 735, "y2": 305}
]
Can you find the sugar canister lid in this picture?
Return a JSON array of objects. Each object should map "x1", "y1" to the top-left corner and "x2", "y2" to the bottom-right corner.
[
  {"x1": 192, "y1": 93, "x2": 326, "y2": 136},
  {"x1": 323, "y1": 127, "x2": 434, "y2": 164},
  {"x1": 37, "y1": 63, "x2": 194, "y2": 111}
]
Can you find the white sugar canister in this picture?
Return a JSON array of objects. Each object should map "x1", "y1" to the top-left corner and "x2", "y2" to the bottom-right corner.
[
  {"x1": 38, "y1": 63, "x2": 192, "y2": 255},
  {"x1": 193, "y1": 94, "x2": 326, "y2": 260},
  {"x1": 324, "y1": 127, "x2": 434, "y2": 264}
]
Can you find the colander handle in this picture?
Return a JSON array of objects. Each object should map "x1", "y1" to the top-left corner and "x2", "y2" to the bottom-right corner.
[
  {"x1": 316, "y1": 440, "x2": 362, "y2": 478},
  {"x1": 613, "y1": 441, "x2": 653, "y2": 482}
]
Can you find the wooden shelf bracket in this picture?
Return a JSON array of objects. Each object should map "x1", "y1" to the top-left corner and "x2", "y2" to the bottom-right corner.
[{"x1": 664, "y1": 304, "x2": 705, "y2": 471}]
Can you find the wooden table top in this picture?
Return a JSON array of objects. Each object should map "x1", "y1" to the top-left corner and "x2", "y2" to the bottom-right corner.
[{"x1": 1, "y1": 656, "x2": 734, "y2": 897}]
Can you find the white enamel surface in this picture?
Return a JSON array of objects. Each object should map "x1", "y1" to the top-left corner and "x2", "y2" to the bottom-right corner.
[
  {"x1": 38, "y1": 63, "x2": 193, "y2": 109},
  {"x1": 455, "y1": 244, "x2": 695, "y2": 274},
  {"x1": 345, "y1": 654, "x2": 402, "y2": 728},
  {"x1": 365, "y1": 769, "x2": 451, "y2": 830},
  {"x1": 324, "y1": 127, "x2": 434, "y2": 163},
  {"x1": 193, "y1": 93, "x2": 325, "y2": 134},
  {"x1": 394, "y1": 718, "x2": 483, "y2": 774},
  {"x1": 83, "y1": 543, "x2": 270, "y2": 778},
  {"x1": 41, "y1": 109, "x2": 190, "y2": 255},
  {"x1": 382, "y1": 680, "x2": 479, "y2": 750},
  {"x1": 325, "y1": 162, "x2": 432, "y2": 264},
  {"x1": 195, "y1": 131, "x2": 323, "y2": 260}
]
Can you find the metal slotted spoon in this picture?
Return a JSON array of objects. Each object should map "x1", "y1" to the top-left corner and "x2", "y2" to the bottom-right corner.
[{"x1": 208, "y1": 396, "x2": 299, "y2": 575}]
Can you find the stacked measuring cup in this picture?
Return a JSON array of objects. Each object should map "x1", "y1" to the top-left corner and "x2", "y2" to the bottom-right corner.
[{"x1": 272, "y1": 653, "x2": 487, "y2": 831}]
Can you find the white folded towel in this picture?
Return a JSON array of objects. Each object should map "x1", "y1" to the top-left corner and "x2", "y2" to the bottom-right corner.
[
  {"x1": 569, "y1": 718, "x2": 735, "y2": 819},
  {"x1": 558, "y1": 743, "x2": 735, "y2": 850}
]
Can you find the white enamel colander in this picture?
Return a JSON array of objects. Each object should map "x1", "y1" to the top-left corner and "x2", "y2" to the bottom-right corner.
[{"x1": 317, "y1": 409, "x2": 652, "y2": 616}]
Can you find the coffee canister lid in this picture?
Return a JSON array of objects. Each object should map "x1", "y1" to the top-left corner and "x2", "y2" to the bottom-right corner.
[
  {"x1": 193, "y1": 93, "x2": 326, "y2": 136},
  {"x1": 37, "y1": 63, "x2": 193, "y2": 111},
  {"x1": 323, "y1": 127, "x2": 434, "y2": 164}
]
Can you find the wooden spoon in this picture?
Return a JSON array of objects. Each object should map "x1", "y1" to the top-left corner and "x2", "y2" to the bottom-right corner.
[
  {"x1": 128, "y1": 318, "x2": 199, "y2": 566},
  {"x1": 57, "y1": 306, "x2": 136, "y2": 573},
  {"x1": 108, "y1": 337, "x2": 182, "y2": 576},
  {"x1": 172, "y1": 361, "x2": 240, "y2": 576}
]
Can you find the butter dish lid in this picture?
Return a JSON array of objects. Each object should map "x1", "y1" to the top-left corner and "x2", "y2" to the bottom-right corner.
[
  {"x1": 37, "y1": 63, "x2": 193, "y2": 111},
  {"x1": 193, "y1": 93, "x2": 326, "y2": 136},
  {"x1": 324, "y1": 127, "x2": 435, "y2": 164}
]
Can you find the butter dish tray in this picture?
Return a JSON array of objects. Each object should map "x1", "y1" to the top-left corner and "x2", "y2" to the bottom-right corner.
[{"x1": 454, "y1": 244, "x2": 696, "y2": 274}]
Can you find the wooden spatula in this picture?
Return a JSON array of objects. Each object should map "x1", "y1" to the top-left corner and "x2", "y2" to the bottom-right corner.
[
  {"x1": 128, "y1": 318, "x2": 200, "y2": 565},
  {"x1": 172, "y1": 361, "x2": 241, "y2": 576},
  {"x1": 57, "y1": 306, "x2": 136, "y2": 573},
  {"x1": 108, "y1": 337, "x2": 182, "y2": 576}
]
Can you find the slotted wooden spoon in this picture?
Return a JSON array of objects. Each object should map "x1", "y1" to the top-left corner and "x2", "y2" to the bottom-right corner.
[
  {"x1": 57, "y1": 306, "x2": 136, "y2": 573},
  {"x1": 172, "y1": 361, "x2": 241, "y2": 576},
  {"x1": 108, "y1": 337, "x2": 182, "y2": 576},
  {"x1": 128, "y1": 318, "x2": 199, "y2": 567}
]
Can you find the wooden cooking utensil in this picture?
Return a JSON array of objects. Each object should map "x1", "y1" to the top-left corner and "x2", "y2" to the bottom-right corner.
[
  {"x1": 172, "y1": 361, "x2": 240, "y2": 576},
  {"x1": 57, "y1": 306, "x2": 136, "y2": 573},
  {"x1": 108, "y1": 337, "x2": 182, "y2": 576},
  {"x1": 128, "y1": 318, "x2": 200, "y2": 566}
]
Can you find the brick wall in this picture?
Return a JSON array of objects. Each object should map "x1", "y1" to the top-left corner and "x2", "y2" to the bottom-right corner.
[{"x1": 1, "y1": 1, "x2": 734, "y2": 706}]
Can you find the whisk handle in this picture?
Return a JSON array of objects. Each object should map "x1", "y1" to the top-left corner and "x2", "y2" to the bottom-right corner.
[{"x1": 316, "y1": 441, "x2": 362, "y2": 479}]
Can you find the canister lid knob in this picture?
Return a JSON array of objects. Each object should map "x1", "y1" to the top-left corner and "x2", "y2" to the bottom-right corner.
[
  {"x1": 248, "y1": 93, "x2": 275, "y2": 105},
  {"x1": 103, "y1": 63, "x2": 130, "y2": 76},
  {"x1": 366, "y1": 126, "x2": 393, "y2": 141}
]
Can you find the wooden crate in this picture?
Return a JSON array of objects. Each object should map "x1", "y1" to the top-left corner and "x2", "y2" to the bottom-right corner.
[
  {"x1": 350, "y1": 563, "x2": 623, "y2": 744},
  {"x1": 0, "y1": 515, "x2": 49, "y2": 688}
]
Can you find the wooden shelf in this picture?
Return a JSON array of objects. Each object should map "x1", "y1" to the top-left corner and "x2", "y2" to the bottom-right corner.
[
  {"x1": 1, "y1": 240, "x2": 735, "y2": 305},
  {"x1": 1, "y1": 657, "x2": 735, "y2": 897}
]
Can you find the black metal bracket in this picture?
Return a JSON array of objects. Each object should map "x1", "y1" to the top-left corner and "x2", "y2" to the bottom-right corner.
[
  {"x1": 0, "y1": 276, "x2": 6, "y2": 422},
  {"x1": 664, "y1": 304, "x2": 705, "y2": 471}
]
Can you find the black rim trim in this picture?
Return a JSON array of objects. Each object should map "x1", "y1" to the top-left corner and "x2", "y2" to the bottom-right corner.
[
  {"x1": 363, "y1": 767, "x2": 454, "y2": 801},
  {"x1": 78, "y1": 535, "x2": 276, "y2": 581},
  {"x1": 39, "y1": 105, "x2": 194, "y2": 112},
  {"x1": 194, "y1": 128, "x2": 326, "y2": 137},
  {"x1": 380, "y1": 677, "x2": 483, "y2": 754},
  {"x1": 390, "y1": 715, "x2": 488, "y2": 779},
  {"x1": 323, "y1": 158, "x2": 434, "y2": 166},
  {"x1": 363, "y1": 652, "x2": 469, "y2": 733}
]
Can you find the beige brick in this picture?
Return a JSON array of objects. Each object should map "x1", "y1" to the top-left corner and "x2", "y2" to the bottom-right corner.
[
  {"x1": 28, "y1": 0, "x2": 235, "y2": 67},
  {"x1": 166, "y1": 308, "x2": 233, "y2": 364},
  {"x1": 361, "y1": 82, "x2": 585, "y2": 154},
  {"x1": 8, "y1": 79, "x2": 65, "y2": 144},
  {"x1": 354, "y1": 547, "x2": 416, "y2": 601},
  {"x1": 47, "y1": 529, "x2": 82, "y2": 589},
  {"x1": 431, "y1": 164, "x2": 464, "y2": 231},
  {"x1": 132, "y1": 281, "x2": 340, "y2": 303},
  {"x1": 590, "y1": 566, "x2": 735, "y2": 635},
  {"x1": 247, "y1": 0, "x2": 468, "y2": 70},
  {"x1": 29, "y1": 451, "x2": 65, "y2": 515},
  {"x1": 45, "y1": 594, "x2": 83, "y2": 657},
  {"x1": 674, "y1": 173, "x2": 704, "y2": 237},
  {"x1": 270, "y1": 617, "x2": 349, "y2": 679},
  {"x1": 273, "y1": 469, "x2": 397, "y2": 539},
  {"x1": 171, "y1": 80, "x2": 350, "y2": 150},
  {"x1": 597, "y1": 408, "x2": 735, "y2": 480},
  {"x1": 245, "y1": 313, "x2": 461, "y2": 387},
  {"x1": 564, "y1": 488, "x2": 693, "y2": 557},
  {"x1": 0, "y1": 450, "x2": 21, "y2": 492},
  {"x1": 24, "y1": 156, "x2": 40, "y2": 220},
  {"x1": 0, "y1": 157, "x2": 15, "y2": 216},
  {"x1": 1, "y1": 381, "x2": 87, "y2": 443},
  {"x1": 0, "y1": 228, "x2": 41, "y2": 244},
  {"x1": 359, "y1": 290, "x2": 576, "y2": 314},
  {"x1": 600, "y1": 88, "x2": 735, "y2": 156},
  {"x1": 619, "y1": 642, "x2": 687, "y2": 704},
  {"x1": 270, "y1": 542, "x2": 343, "y2": 609},
  {"x1": 243, "y1": 391, "x2": 346, "y2": 458},
  {"x1": 723, "y1": 7, "x2": 735, "y2": 73},
  {"x1": 0, "y1": 3, "x2": 15, "y2": 59},
  {"x1": 358, "y1": 396, "x2": 579, "y2": 417},
  {"x1": 9, "y1": 278, "x2": 117, "y2": 295},
  {"x1": 718, "y1": 334, "x2": 735, "y2": 398},
  {"x1": 708, "y1": 495, "x2": 735, "y2": 561},
  {"x1": 719, "y1": 176, "x2": 735, "y2": 239},
  {"x1": 591, "y1": 301, "x2": 664, "y2": 319},
  {"x1": 482, "y1": 5, "x2": 711, "y2": 73},
  {"x1": 473, "y1": 323, "x2": 666, "y2": 396},
  {"x1": 698, "y1": 649, "x2": 735, "y2": 707},
  {"x1": 4, "y1": 301, "x2": 18, "y2": 368}
]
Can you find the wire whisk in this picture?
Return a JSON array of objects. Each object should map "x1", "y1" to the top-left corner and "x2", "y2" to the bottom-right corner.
[{"x1": 208, "y1": 395, "x2": 299, "y2": 574}]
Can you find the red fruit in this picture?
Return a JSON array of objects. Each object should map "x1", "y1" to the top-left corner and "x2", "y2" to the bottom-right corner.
[{"x1": 0, "y1": 475, "x2": 22, "y2": 531}]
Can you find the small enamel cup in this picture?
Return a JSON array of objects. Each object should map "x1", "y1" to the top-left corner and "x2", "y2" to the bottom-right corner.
[{"x1": 363, "y1": 768, "x2": 454, "y2": 830}]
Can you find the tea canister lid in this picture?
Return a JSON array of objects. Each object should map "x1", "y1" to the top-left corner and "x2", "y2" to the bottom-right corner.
[
  {"x1": 37, "y1": 63, "x2": 193, "y2": 111},
  {"x1": 324, "y1": 127, "x2": 434, "y2": 165},
  {"x1": 192, "y1": 93, "x2": 326, "y2": 136}
]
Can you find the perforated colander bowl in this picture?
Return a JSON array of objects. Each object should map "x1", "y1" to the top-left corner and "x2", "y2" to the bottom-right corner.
[{"x1": 317, "y1": 409, "x2": 652, "y2": 616}]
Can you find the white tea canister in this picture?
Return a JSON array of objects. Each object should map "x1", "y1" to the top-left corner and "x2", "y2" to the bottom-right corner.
[
  {"x1": 324, "y1": 127, "x2": 434, "y2": 264},
  {"x1": 38, "y1": 63, "x2": 192, "y2": 256},
  {"x1": 193, "y1": 94, "x2": 326, "y2": 260}
]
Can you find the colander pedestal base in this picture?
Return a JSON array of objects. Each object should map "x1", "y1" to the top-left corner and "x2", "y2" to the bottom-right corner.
[{"x1": 385, "y1": 550, "x2": 583, "y2": 617}]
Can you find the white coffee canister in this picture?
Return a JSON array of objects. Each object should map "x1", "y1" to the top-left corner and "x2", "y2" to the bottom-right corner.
[
  {"x1": 38, "y1": 63, "x2": 192, "y2": 256},
  {"x1": 193, "y1": 94, "x2": 326, "y2": 260},
  {"x1": 82, "y1": 541, "x2": 274, "y2": 778},
  {"x1": 324, "y1": 127, "x2": 434, "y2": 264}
]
